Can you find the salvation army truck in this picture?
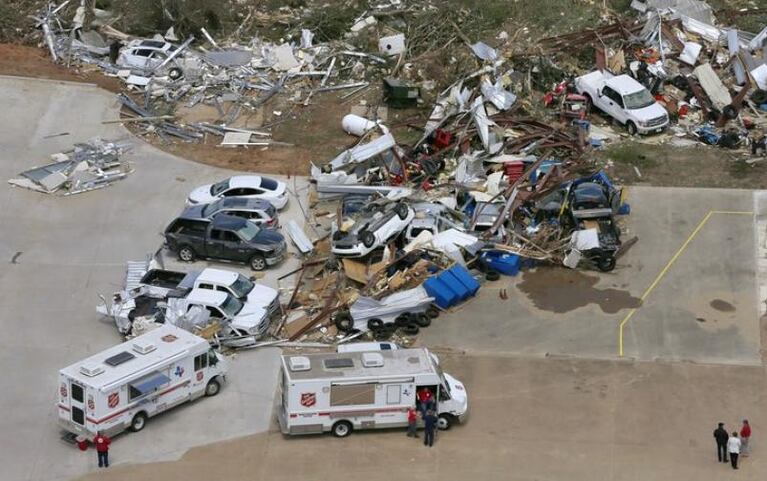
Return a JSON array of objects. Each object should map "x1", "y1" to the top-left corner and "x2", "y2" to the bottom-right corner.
[
  {"x1": 57, "y1": 325, "x2": 228, "y2": 437},
  {"x1": 277, "y1": 348, "x2": 468, "y2": 437}
]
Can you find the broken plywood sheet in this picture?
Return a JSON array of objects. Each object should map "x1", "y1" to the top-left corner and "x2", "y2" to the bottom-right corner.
[{"x1": 693, "y1": 63, "x2": 732, "y2": 109}]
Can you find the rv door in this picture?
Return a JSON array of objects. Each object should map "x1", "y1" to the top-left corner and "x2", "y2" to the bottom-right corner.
[{"x1": 69, "y1": 380, "x2": 87, "y2": 426}]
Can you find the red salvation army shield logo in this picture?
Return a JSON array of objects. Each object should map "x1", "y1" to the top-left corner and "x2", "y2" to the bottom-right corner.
[
  {"x1": 196, "y1": 371, "x2": 204, "y2": 381},
  {"x1": 87, "y1": 397, "x2": 95, "y2": 410},
  {"x1": 300, "y1": 392, "x2": 316, "y2": 407},
  {"x1": 108, "y1": 392, "x2": 120, "y2": 408}
]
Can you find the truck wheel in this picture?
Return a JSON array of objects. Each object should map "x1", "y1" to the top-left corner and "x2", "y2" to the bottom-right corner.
[
  {"x1": 367, "y1": 318, "x2": 384, "y2": 331},
  {"x1": 626, "y1": 121, "x2": 638, "y2": 136},
  {"x1": 250, "y1": 255, "x2": 267, "y2": 271},
  {"x1": 597, "y1": 256, "x2": 616, "y2": 272},
  {"x1": 205, "y1": 378, "x2": 221, "y2": 397},
  {"x1": 332, "y1": 420, "x2": 353, "y2": 438},
  {"x1": 438, "y1": 414, "x2": 454, "y2": 431},
  {"x1": 178, "y1": 246, "x2": 196, "y2": 262},
  {"x1": 129, "y1": 412, "x2": 148, "y2": 432},
  {"x1": 361, "y1": 231, "x2": 376, "y2": 248},
  {"x1": 396, "y1": 203, "x2": 409, "y2": 220}
]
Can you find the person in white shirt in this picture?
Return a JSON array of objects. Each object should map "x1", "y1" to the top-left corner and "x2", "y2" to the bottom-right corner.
[{"x1": 728, "y1": 431, "x2": 742, "y2": 470}]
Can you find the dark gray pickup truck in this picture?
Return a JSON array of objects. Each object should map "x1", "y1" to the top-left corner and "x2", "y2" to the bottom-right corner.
[{"x1": 164, "y1": 214, "x2": 287, "y2": 271}]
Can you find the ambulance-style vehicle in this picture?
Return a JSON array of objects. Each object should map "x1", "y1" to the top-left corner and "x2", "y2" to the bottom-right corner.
[
  {"x1": 57, "y1": 325, "x2": 228, "y2": 437},
  {"x1": 278, "y1": 348, "x2": 468, "y2": 437}
]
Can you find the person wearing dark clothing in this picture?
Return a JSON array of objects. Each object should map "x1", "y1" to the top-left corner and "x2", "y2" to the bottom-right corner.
[
  {"x1": 714, "y1": 423, "x2": 729, "y2": 462},
  {"x1": 407, "y1": 407, "x2": 419, "y2": 438},
  {"x1": 109, "y1": 40, "x2": 122, "y2": 65},
  {"x1": 423, "y1": 410, "x2": 438, "y2": 447},
  {"x1": 93, "y1": 432, "x2": 111, "y2": 468}
]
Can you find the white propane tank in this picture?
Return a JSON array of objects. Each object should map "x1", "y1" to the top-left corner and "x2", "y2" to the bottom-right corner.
[{"x1": 342, "y1": 114, "x2": 378, "y2": 136}]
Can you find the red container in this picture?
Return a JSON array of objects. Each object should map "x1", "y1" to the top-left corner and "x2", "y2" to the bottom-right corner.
[
  {"x1": 504, "y1": 161, "x2": 525, "y2": 183},
  {"x1": 432, "y1": 129, "x2": 453, "y2": 149}
]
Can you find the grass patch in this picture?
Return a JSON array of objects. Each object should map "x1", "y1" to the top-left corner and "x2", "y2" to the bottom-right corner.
[{"x1": 603, "y1": 142, "x2": 660, "y2": 169}]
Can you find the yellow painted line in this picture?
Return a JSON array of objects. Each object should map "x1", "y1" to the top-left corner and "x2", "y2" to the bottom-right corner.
[{"x1": 618, "y1": 210, "x2": 754, "y2": 357}]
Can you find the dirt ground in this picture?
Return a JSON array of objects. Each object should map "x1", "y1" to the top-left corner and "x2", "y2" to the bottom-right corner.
[{"x1": 78, "y1": 353, "x2": 767, "y2": 481}]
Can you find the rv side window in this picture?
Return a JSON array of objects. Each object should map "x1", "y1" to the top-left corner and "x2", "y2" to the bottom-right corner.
[
  {"x1": 208, "y1": 349, "x2": 218, "y2": 366},
  {"x1": 330, "y1": 384, "x2": 375, "y2": 406},
  {"x1": 71, "y1": 383, "x2": 84, "y2": 402},
  {"x1": 386, "y1": 384, "x2": 401, "y2": 404},
  {"x1": 128, "y1": 372, "x2": 170, "y2": 401},
  {"x1": 194, "y1": 353, "x2": 208, "y2": 371}
]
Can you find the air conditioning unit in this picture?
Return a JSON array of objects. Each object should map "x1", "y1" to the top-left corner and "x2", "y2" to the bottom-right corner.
[
  {"x1": 132, "y1": 340, "x2": 156, "y2": 355},
  {"x1": 289, "y1": 356, "x2": 311, "y2": 372},
  {"x1": 362, "y1": 352, "x2": 384, "y2": 368},
  {"x1": 80, "y1": 363, "x2": 105, "y2": 377}
]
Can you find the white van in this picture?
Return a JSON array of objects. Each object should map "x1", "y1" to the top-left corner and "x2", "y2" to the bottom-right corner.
[
  {"x1": 57, "y1": 325, "x2": 228, "y2": 437},
  {"x1": 278, "y1": 348, "x2": 467, "y2": 437}
]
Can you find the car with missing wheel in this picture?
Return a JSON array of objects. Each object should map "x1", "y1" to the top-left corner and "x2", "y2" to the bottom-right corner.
[
  {"x1": 180, "y1": 197, "x2": 279, "y2": 228},
  {"x1": 187, "y1": 175, "x2": 289, "y2": 210},
  {"x1": 278, "y1": 348, "x2": 467, "y2": 437},
  {"x1": 331, "y1": 201, "x2": 415, "y2": 257},
  {"x1": 57, "y1": 325, "x2": 228, "y2": 437},
  {"x1": 164, "y1": 214, "x2": 286, "y2": 271}
]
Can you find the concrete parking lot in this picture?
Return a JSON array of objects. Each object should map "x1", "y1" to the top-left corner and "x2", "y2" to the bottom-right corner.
[
  {"x1": 423, "y1": 186, "x2": 761, "y2": 365},
  {"x1": 0, "y1": 76, "x2": 309, "y2": 481}
]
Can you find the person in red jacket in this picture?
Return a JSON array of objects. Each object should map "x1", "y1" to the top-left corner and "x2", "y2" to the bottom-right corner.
[
  {"x1": 740, "y1": 420, "x2": 752, "y2": 457},
  {"x1": 93, "y1": 431, "x2": 111, "y2": 468},
  {"x1": 406, "y1": 407, "x2": 419, "y2": 438},
  {"x1": 417, "y1": 387, "x2": 434, "y2": 415}
]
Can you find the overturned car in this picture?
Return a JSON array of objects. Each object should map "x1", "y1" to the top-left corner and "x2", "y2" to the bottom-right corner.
[{"x1": 332, "y1": 201, "x2": 415, "y2": 257}]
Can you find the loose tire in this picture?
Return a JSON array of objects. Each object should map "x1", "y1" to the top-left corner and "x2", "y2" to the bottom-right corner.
[
  {"x1": 426, "y1": 306, "x2": 440, "y2": 318},
  {"x1": 335, "y1": 312, "x2": 354, "y2": 332},
  {"x1": 438, "y1": 414, "x2": 454, "y2": 431},
  {"x1": 415, "y1": 314, "x2": 431, "y2": 328},
  {"x1": 129, "y1": 412, "x2": 148, "y2": 432},
  {"x1": 361, "y1": 231, "x2": 376, "y2": 248},
  {"x1": 367, "y1": 318, "x2": 384, "y2": 331},
  {"x1": 205, "y1": 378, "x2": 221, "y2": 397},
  {"x1": 401, "y1": 323, "x2": 420, "y2": 336},
  {"x1": 332, "y1": 420, "x2": 353, "y2": 437},
  {"x1": 250, "y1": 255, "x2": 267, "y2": 271},
  {"x1": 485, "y1": 270, "x2": 501, "y2": 281},
  {"x1": 626, "y1": 121, "x2": 638, "y2": 136},
  {"x1": 722, "y1": 105, "x2": 738, "y2": 120},
  {"x1": 394, "y1": 313, "x2": 411, "y2": 327},
  {"x1": 178, "y1": 245, "x2": 196, "y2": 262}
]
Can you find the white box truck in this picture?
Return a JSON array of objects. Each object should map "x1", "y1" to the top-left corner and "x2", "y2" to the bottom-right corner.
[
  {"x1": 57, "y1": 325, "x2": 228, "y2": 437},
  {"x1": 277, "y1": 348, "x2": 467, "y2": 437}
]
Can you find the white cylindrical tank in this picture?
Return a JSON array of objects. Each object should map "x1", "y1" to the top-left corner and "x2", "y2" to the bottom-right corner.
[{"x1": 342, "y1": 114, "x2": 378, "y2": 136}]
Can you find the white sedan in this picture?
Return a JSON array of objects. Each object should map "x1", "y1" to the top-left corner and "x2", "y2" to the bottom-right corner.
[{"x1": 187, "y1": 175, "x2": 289, "y2": 210}]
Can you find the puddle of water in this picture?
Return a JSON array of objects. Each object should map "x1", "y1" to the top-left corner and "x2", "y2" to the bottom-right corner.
[
  {"x1": 516, "y1": 267, "x2": 642, "y2": 314},
  {"x1": 710, "y1": 299, "x2": 736, "y2": 312}
]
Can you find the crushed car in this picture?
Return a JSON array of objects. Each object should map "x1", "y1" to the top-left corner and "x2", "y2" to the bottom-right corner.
[{"x1": 331, "y1": 200, "x2": 415, "y2": 257}]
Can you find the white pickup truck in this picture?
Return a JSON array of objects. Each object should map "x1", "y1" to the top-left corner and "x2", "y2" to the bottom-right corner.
[{"x1": 575, "y1": 71, "x2": 669, "y2": 135}]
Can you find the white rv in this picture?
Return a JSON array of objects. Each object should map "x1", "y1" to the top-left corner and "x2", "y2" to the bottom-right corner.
[
  {"x1": 57, "y1": 325, "x2": 228, "y2": 437},
  {"x1": 278, "y1": 348, "x2": 467, "y2": 437}
]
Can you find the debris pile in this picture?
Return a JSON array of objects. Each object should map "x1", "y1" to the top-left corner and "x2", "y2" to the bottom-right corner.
[{"x1": 8, "y1": 138, "x2": 132, "y2": 195}]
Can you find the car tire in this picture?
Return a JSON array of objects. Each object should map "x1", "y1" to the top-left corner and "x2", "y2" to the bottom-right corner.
[
  {"x1": 722, "y1": 105, "x2": 738, "y2": 120},
  {"x1": 367, "y1": 318, "x2": 384, "y2": 331},
  {"x1": 396, "y1": 203, "x2": 409, "y2": 220},
  {"x1": 129, "y1": 412, "x2": 148, "y2": 432},
  {"x1": 205, "y1": 378, "x2": 221, "y2": 397},
  {"x1": 334, "y1": 312, "x2": 354, "y2": 332},
  {"x1": 361, "y1": 231, "x2": 376, "y2": 248},
  {"x1": 250, "y1": 255, "x2": 267, "y2": 271},
  {"x1": 426, "y1": 306, "x2": 440, "y2": 319},
  {"x1": 597, "y1": 256, "x2": 616, "y2": 272},
  {"x1": 485, "y1": 270, "x2": 501, "y2": 281},
  {"x1": 178, "y1": 246, "x2": 196, "y2": 262},
  {"x1": 438, "y1": 414, "x2": 454, "y2": 431},
  {"x1": 401, "y1": 323, "x2": 420, "y2": 336},
  {"x1": 168, "y1": 67, "x2": 183, "y2": 80},
  {"x1": 626, "y1": 121, "x2": 638, "y2": 136},
  {"x1": 415, "y1": 314, "x2": 431, "y2": 328},
  {"x1": 332, "y1": 420, "x2": 353, "y2": 438}
]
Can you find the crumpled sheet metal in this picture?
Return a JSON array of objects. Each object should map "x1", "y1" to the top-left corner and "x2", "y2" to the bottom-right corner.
[{"x1": 329, "y1": 132, "x2": 396, "y2": 169}]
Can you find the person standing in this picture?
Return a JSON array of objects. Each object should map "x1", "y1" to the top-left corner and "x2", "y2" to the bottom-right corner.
[
  {"x1": 406, "y1": 407, "x2": 419, "y2": 438},
  {"x1": 740, "y1": 420, "x2": 751, "y2": 457},
  {"x1": 728, "y1": 431, "x2": 741, "y2": 470},
  {"x1": 423, "y1": 410, "x2": 438, "y2": 447},
  {"x1": 714, "y1": 423, "x2": 729, "y2": 463},
  {"x1": 93, "y1": 431, "x2": 111, "y2": 468}
]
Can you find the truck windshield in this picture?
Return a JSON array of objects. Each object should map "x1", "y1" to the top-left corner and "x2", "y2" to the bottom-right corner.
[
  {"x1": 237, "y1": 221, "x2": 260, "y2": 242},
  {"x1": 220, "y1": 295, "x2": 243, "y2": 317},
  {"x1": 623, "y1": 89, "x2": 655, "y2": 110},
  {"x1": 202, "y1": 199, "x2": 224, "y2": 217},
  {"x1": 230, "y1": 274, "x2": 254, "y2": 298},
  {"x1": 210, "y1": 180, "x2": 230, "y2": 196}
]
